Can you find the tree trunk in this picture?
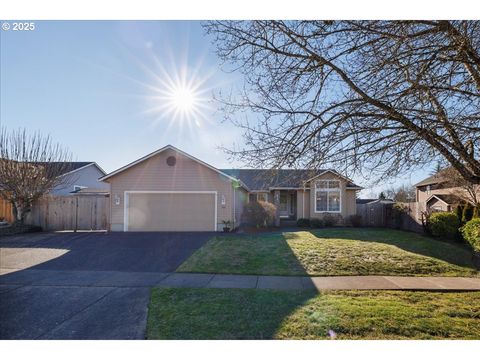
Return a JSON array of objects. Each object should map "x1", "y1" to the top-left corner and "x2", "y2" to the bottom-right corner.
[{"x1": 12, "y1": 200, "x2": 28, "y2": 225}]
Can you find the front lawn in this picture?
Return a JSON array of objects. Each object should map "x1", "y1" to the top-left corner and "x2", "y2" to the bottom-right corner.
[
  {"x1": 177, "y1": 228, "x2": 478, "y2": 277},
  {"x1": 147, "y1": 288, "x2": 480, "y2": 339}
]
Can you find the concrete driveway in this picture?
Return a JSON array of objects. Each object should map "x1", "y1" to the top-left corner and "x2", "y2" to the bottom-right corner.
[{"x1": 0, "y1": 231, "x2": 212, "y2": 339}]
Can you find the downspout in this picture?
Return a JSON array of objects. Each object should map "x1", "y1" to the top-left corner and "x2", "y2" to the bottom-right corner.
[
  {"x1": 233, "y1": 185, "x2": 236, "y2": 229},
  {"x1": 303, "y1": 183, "x2": 305, "y2": 218}
]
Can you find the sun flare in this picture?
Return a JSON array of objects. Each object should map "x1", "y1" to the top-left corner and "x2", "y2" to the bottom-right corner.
[
  {"x1": 168, "y1": 85, "x2": 197, "y2": 113},
  {"x1": 127, "y1": 47, "x2": 219, "y2": 134},
  {"x1": 141, "y1": 64, "x2": 213, "y2": 130}
]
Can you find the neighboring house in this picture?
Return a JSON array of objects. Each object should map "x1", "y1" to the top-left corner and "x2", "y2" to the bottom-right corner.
[
  {"x1": 100, "y1": 145, "x2": 362, "y2": 232},
  {"x1": 46, "y1": 162, "x2": 109, "y2": 196},
  {"x1": 356, "y1": 199, "x2": 378, "y2": 205},
  {"x1": 415, "y1": 173, "x2": 464, "y2": 212}
]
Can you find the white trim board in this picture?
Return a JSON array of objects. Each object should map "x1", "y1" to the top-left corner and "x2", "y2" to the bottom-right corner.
[
  {"x1": 123, "y1": 190, "x2": 218, "y2": 232},
  {"x1": 425, "y1": 194, "x2": 451, "y2": 206}
]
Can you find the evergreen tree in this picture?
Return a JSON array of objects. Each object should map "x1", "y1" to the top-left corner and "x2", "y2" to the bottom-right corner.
[{"x1": 473, "y1": 205, "x2": 480, "y2": 219}]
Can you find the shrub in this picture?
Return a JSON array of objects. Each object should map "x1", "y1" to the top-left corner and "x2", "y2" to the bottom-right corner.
[
  {"x1": 348, "y1": 214, "x2": 362, "y2": 227},
  {"x1": 310, "y1": 218, "x2": 324, "y2": 228},
  {"x1": 323, "y1": 213, "x2": 337, "y2": 227},
  {"x1": 296, "y1": 218, "x2": 310, "y2": 227},
  {"x1": 460, "y1": 218, "x2": 480, "y2": 252},
  {"x1": 462, "y1": 203, "x2": 474, "y2": 223},
  {"x1": 241, "y1": 201, "x2": 277, "y2": 228},
  {"x1": 429, "y1": 212, "x2": 460, "y2": 239}
]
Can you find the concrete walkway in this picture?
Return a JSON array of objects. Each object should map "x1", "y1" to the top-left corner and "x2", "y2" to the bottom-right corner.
[
  {"x1": 2, "y1": 269, "x2": 480, "y2": 291},
  {"x1": 160, "y1": 273, "x2": 480, "y2": 291}
]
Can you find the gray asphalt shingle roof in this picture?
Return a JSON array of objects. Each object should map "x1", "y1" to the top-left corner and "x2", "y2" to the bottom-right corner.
[
  {"x1": 32, "y1": 162, "x2": 95, "y2": 176},
  {"x1": 220, "y1": 169, "x2": 361, "y2": 190},
  {"x1": 414, "y1": 173, "x2": 448, "y2": 187}
]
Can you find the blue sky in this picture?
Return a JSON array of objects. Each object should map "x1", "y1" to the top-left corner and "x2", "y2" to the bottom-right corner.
[{"x1": 0, "y1": 21, "x2": 430, "y2": 196}]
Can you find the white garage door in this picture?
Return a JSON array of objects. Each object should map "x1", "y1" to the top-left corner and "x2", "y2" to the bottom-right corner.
[{"x1": 126, "y1": 192, "x2": 217, "y2": 231}]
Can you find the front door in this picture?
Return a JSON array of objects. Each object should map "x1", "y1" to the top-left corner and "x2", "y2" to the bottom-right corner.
[
  {"x1": 289, "y1": 192, "x2": 296, "y2": 217},
  {"x1": 278, "y1": 192, "x2": 289, "y2": 218}
]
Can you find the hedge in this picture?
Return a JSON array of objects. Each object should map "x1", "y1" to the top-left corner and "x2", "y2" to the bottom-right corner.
[
  {"x1": 429, "y1": 212, "x2": 460, "y2": 239},
  {"x1": 461, "y1": 218, "x2": 480, "y2": 252}
]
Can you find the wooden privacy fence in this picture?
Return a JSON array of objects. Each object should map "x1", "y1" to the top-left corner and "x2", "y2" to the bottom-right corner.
[
  {"x1": 356, "y1": 202, "x2": 392, "y2": 227},
  {"x1": 0, "y1": 198, "x2": 14, "y2": 223},
  {"x1": 394, "y1": 202, "x2": 425, "y2": 233},
  {"x1": 356, "y1": 201, "x2": 424, "y2": 233},
  {"x1": 25, "y1": 195, "x2": 109, "y2": 231}
]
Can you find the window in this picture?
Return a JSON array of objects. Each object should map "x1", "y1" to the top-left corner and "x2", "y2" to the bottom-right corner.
[
  {"x1": 315, "y1": 180, "x2": 341, "y2": 212},
  {"x1": 426, "y1": 185, "x2": 431, "y2": 195},
  {"x1": 257, "y1": 193, "x2": 268, "y2": 202}
]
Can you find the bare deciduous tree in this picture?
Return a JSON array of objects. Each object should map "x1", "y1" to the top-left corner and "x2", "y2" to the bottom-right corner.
[
  {"x1": 0, "y1": 128, "x2": 73, "y2": 224},
  {"x1": 438, "y1": 167, "x2": 480, "y2": 206},
  {"x1": 384, "y1": 184, "x2": 416, "y2": 202},
  {"x1": 205, "y1": 20, "x2": 480, "y2": 184}
]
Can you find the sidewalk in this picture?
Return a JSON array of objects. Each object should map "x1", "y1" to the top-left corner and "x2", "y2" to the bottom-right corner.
[
  {"x1": 160, "y1": 273, "x2": 480, "y2": 291},
  {"x1": 2, "y1": 269, "x2": 480, "y2": 291}
]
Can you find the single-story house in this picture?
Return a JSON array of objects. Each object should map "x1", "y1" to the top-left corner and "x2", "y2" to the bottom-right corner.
[
  {"x1": 99, "y1": 145, "x2": 362, "y2": 232},
  {"x1": 46, "y1": 162, "x2": 110, "y2": 196}
]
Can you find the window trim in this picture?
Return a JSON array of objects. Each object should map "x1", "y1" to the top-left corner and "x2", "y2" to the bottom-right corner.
[
  {"x1": 256, "y1": 193, "x2": 268, "y2": 202},
  {"x1": 314, "y1": 180, "x2": 342, "y2": 213}
]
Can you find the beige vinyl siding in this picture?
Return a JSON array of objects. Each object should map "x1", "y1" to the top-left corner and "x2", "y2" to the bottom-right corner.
[
  {"x1": 417, "y1": 185, "x2": 464, "y2": 204},
  {"x1": 107, "y1": 148, "x2": 234, "y2": 231},
  {"x1": 234, "y1": 187, "x2": 248, "y2": 228},
  {"x1": 296, "y1": 189, "x2": 311, "y2": 219},
  {"x1": 344, "y1": 190, "x2": 357, "y2": 217}
]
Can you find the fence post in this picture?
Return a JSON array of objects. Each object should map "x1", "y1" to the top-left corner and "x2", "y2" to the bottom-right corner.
[{"x1": 74, "y1": 196, "x2": 78, "y2": 232}]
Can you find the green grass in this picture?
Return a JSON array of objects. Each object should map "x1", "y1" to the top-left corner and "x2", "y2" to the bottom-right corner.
[
  {"x1": 147, "y1": 288, "x2": 480, "y2": 339},
  {"x1": 177, "y1": 228, "x2": 478, "y2": 277}
]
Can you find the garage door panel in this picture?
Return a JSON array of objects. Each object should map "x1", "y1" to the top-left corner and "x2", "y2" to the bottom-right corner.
[{"x1": 127, "y1": 193, "x2": 216, "y2": 231}]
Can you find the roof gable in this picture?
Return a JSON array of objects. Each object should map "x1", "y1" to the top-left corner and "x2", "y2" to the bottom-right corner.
[
  {"x1": 99, "y1": 145, "x2": 249, "y2": 190},
  {"x1": 426, "y1": 194, "x2": 463, "y2": 205}
]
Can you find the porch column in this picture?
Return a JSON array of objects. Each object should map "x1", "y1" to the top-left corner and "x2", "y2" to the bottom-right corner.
[{"x1": 273, "y1": 190, "x2": 280, "y2": 226}]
